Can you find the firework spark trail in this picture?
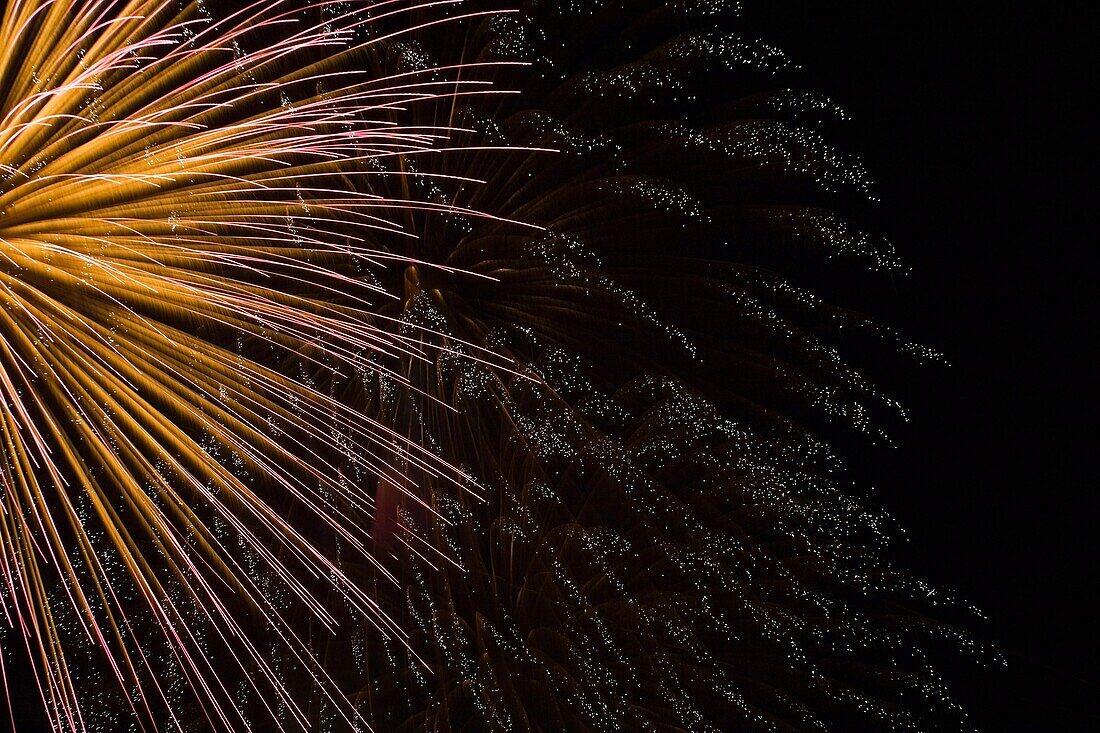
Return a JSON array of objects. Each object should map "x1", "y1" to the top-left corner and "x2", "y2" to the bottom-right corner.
[{"x1": 0, "y1": 0, "x2": 533, "y2": 729}]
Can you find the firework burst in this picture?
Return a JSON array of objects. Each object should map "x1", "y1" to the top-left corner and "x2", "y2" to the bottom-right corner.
[
  {"x1": 0, "y1": 0, "x2": 532, "y2": 730},
  {"x1": 329, "y1": 2, "x2": 978, "y2": 730},
  {"x1": 1, "y1": 0, "x2": 976, "y2": 731}
]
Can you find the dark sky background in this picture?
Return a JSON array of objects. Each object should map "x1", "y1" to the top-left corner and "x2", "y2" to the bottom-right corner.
[{"x1": 741, "y1": 2, "x2": 1093, "y2": 730}]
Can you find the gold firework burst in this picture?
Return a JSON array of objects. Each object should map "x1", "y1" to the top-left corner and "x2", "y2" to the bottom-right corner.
[{"x1": 0, "y1": 1, "x2": 521, "y2": 729}]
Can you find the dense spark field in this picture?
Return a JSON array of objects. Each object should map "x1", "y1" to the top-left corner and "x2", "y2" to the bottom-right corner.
[{"x1": 0, "y1": 0, "x2": 978, "y2": 731}]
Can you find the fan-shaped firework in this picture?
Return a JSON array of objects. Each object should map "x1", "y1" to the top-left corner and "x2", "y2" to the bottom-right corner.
[
  {"x1": 1, "y1": 0, "x2": 973, "y2": 731},
  {"x1": 0, "y1": 0, "x2": 528, "y2": 729}
]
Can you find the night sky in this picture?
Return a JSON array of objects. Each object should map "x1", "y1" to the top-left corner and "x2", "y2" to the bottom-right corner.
[{"x1": 742, "y1": 2, "x2": 1093, "y2": 730}]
